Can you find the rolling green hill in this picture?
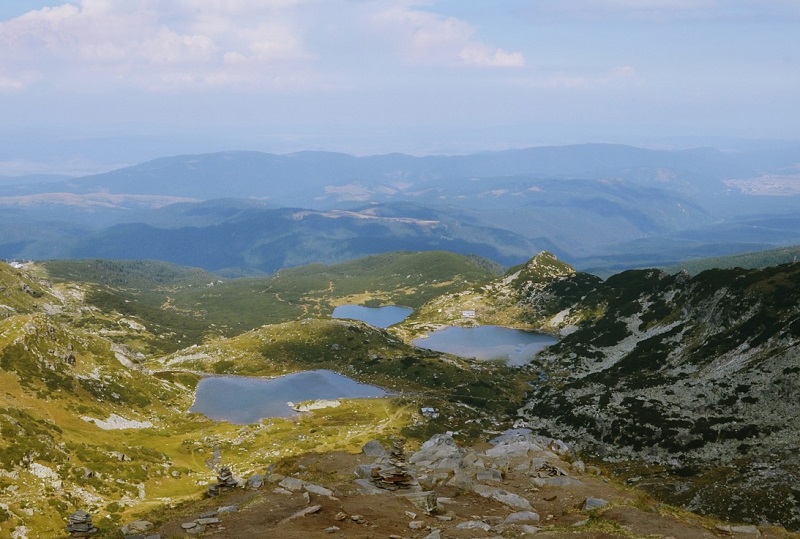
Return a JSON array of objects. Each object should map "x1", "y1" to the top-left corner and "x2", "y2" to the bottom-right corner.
[
  {"x1": 0, "y1": 257, "x2": 524, "y2": 537},
  {"x1": 43, "y1": 251, "x2": 500, "y2": 354}
]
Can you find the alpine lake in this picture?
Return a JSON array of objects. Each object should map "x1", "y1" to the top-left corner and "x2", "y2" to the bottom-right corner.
[{"x1": 191, "y1": 305, "x2": 556, "y2": 423}]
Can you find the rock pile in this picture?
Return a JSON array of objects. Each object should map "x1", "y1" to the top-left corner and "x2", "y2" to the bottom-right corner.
[
  {"x1": 207, "y1": 465, "x2": 239, "y2": 496},
  {"x1": 352, "y1": 429, "x2": 615, "y2": 535},
  {"x1": 66, "y1": 510, "x2": 98, "y2": 537},
  {"x1": 371, "y1": 438, "x2": 414, "y2": 490}
]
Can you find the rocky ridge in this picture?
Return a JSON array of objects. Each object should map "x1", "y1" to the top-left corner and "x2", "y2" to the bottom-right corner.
[
  {"x1": 143, "y1": 430, "x2": 796, "y2": 539},
  {"x1": 514, "y1": 263, "x2": 800, "y2": 528}
]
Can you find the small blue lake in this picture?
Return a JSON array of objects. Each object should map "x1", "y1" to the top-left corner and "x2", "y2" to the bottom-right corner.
[
  {"x1": 190, "y1": 370, "x2": 388, "y2": 424},
  {"x1": 413, "y1": 326, "x2": 557, "y2": 366},
  {"x1": 332, "y1": 304, "x2": 413, "y2": 328}
]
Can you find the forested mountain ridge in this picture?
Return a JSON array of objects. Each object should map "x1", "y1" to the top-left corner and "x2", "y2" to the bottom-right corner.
[{"x1": 3, "y1": 142, "x2": 800, "y2": 275}]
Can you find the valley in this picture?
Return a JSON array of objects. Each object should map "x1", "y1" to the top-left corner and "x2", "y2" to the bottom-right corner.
[{"x1": 2, "y1": 248, "x2": 800, "y2": 538}]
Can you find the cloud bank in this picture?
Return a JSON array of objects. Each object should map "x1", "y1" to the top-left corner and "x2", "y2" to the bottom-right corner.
[{"x1": 0, "y1": 0, "x2": 524, "y2": 93}]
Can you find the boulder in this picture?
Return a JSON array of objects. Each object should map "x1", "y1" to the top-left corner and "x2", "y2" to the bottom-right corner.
[
  {"x1": 304, "y1": 482, "x2": 334, "y2": 497},
  {"x1": 581, "y1": 496, "x2": 609, "y2": 511},
  {"x1": 476, "y1": 468, "x2": 503, "y2": 482},
  {"x1": 472, "y1": 484, "x2": 532, "y2": 510},
  {"x1": 362, "y1": 440, "x2": 388, "y2": 458},
  {"x1": 503, "y1": 511, "x2": 540, "y2": 524},
  {"x1": 120, "y1": 520, "x2": 153, "y2": 536},
  {"x1": 246, "y1": 474, "x2": 264, "y2": 490},
  {"x1": 409, "y1": 433, "x2": 465, "y2": 470},
  {"x1": 456, "y1": 520, "x2": 491, "y2": 531},
  {"x1": 278, "y1": 476, "x2": 306, "y2": 492}
]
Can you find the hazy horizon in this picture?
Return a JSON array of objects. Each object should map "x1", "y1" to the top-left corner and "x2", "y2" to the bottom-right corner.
[{"x1": 1, "y1": 1, "x2": 799, "y2": 175}]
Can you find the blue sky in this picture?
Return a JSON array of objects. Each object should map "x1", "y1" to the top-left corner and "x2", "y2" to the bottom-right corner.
[{"x1": 0, "y1": 0, "x2": 798, "y2": 175}]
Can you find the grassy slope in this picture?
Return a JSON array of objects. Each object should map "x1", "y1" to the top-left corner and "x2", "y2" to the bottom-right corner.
[
  {"x1": 0, "y1": 254, "x2": 521, "y2": 537},
  {"x1": 43, "y1": 251, "x2": 500, "y2": 354}
]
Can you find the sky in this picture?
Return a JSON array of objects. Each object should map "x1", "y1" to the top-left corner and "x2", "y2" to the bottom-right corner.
[{"x1": 0, "y1": 0, "x2": 799, "y2": 175}]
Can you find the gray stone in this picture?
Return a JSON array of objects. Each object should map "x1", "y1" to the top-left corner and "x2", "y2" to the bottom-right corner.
[
  {"x1": 185, "y1": 524, "x2": 206, "y2": 535},
  {"x1": 267, "y1": 473, "x2": 285, "y2": 483},
  {"x1": 353, "y1": 464, "x2": 376, "y2": 479},
  {"x1": 457, "y1": 520, "x2": 491, "y2": 531},
  {"x1": 476, "y1": 468, "x2": 503, "y2": 482},
  {"x1": 486, "y1": 440, "x2": 541, "y2": 458},
  {"x1": 504, "y1": 511, "x2": 540, "y2": 524},
  {"x1": 445, "y1": 471, "x2": 474, "y2": 489},
  {"x1": 67, "y1": 510, "x2": 98, "y2": 537},
  {"x1": 353, "y1": 478, "x2": 390, "y2": 495},
  {"x1": 324, "y1": 526, "x2": 340, "y2": 533},
  {"x1": 362, "y1": 440, "x2": 388, "y2": 457},
  {"x1": 581, "y1": 497, "x2": 609, "y2": 511},
  {"x1": 423, "y1": 529, "x2": 442, "y2": 539},
  {"x1": 279, "y1": 476, "x2": 306, "y2": 491},
  {"x1": 409, "y1": 520, "x2": 426, "y2": 529},
  {"x1": 462, "y1": 451, "x2": 484, "y2": 469},
  {"x1": 716, "y1": 524, "x2": 761, "y2": 535},
  {"x1": 304, "y1": 482, "x2": 334, "y2": 497},
  {"x1": 217, "y1": 505, "x2": 238, "y2": 514},
  {"x1": 532, "y1": 476, "x2": 583, "y2": 487},
  {"x1": 472, "y1": 484, "x2": 532, "y2": 510},
  {"x1": 409, "y1": 433, "x2": 465, "y2": 470},
  {"x1": 246, "y1": 473, "x2": 264, "y2": 489},
  {"x1": 120, "y1": 520, "x2": 153, "y2": 535}
]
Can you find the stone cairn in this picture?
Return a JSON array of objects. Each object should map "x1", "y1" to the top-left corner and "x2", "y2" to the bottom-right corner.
[
  {"x1": 66, "y1": 510, "x2": 98, "y2": 537},
  {"x1": 371, "y1": 438, "x2": 414, "y2": 490},
  {"x1": 207, "y1": 465, "x2": 238, "y2": 496}
]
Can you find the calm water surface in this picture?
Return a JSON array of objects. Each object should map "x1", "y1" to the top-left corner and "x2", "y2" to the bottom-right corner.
[
  {"x1": 413, "y1": 326, "x2": 557, "y2": 366},
  {"x1": 332, "y1": 304, "x2": 413, "y2": 328},
  {"x1": 190, "y1": 370, "x2": 387, "y2": 424}
]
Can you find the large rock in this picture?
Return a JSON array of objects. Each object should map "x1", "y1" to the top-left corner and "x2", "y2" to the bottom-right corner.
[
  {"x1": 503, "y1": 511, "x2": 540, "y2": 524},
  {"x1": 120, "y1": 520, "x2": 153, "y2": 536},
  {"x1": 472, "y1": 484, "x2": 532, "y2": 510},
  {"x1": 490, "y1": 428, "x2": 570, "y2": 455},
  {"x1": 581, "y1": 496, "x2": 609, "y2": 511},
  {"x1": 409, "y1": 433, "x2": 465, "y2": 470},
  {"x1": 362, "y1": 440, "x2": 389, "y2": 458},
  {"x1": 246, "y1": 473, "x2": 264, "y2": 490}
]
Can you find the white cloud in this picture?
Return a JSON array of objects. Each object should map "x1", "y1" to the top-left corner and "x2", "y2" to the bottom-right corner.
[
  {"x1": 373, "y1": 5, "x2": 524, "y2": 68},
  {"x1": 0, "y1": 70, "x2": 38, "y2": 92},
  {"x1": 0, "y1": 0, "x2": 314, "y2": 91}
]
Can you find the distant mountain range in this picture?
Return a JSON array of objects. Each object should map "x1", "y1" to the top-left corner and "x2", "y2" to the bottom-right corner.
[{"x1": 1, "y1": 142, "x2": 799, "y2": 273}]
